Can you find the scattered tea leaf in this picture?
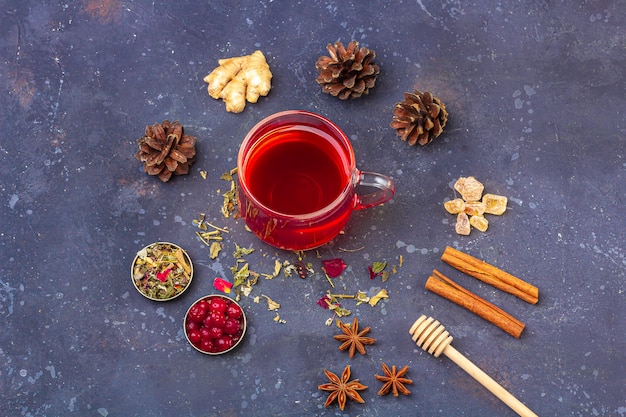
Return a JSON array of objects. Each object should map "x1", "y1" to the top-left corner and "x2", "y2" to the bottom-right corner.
[
  {"x1": 209, "y1": 241, "x2": 222, "y2": 259},
  {"x1": 233, "y1": 263, "x2": 250, "y2": 287},
  {"x1": 273, "y1": 260, "x2": 282, "y2": 277},
  {"x1": 368, "y1": 288, "x2": 388, "y2": 306},
  {"x1": 371, "y1": 261, "x2": 387, "y2": 274},
  {"x1": 233, "y1": 243, "x2": 254, "y2": 258},
  {"x1": 193, "y1": 213, "x2": 208, "y2": 230},
  {"x1": 261, "y1": 295, "x2": 281, "y2": 311},
  {"x1": 273, "y1": 313, "x2": 286, "y2": 324}
]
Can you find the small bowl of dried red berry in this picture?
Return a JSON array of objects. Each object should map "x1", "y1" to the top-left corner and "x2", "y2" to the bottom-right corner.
[{"x1": 184, "y1": 294, "x2": 247, "y2": 355}]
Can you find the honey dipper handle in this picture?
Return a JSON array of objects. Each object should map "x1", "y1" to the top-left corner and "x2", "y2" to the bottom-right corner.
[{"x1": 443, "y1": 345, "x2": 539, "y2": 417}]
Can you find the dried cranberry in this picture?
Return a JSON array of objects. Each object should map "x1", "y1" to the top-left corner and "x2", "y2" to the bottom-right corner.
[
  {"x1": 215, "y1": 336, "x2": 233, "y2": 351},
  {"x1": 223, "y1": 318, "x2": 241, "y2": 335},
  {"x1": 200, "y1": 338, "x2": 215, "y2": 352},
  {"x1": 199, "y1": 327, "x2": 212, "y2": 341},
  {"x1": 187, "y1": 303, "x2": 207, "y2": 323},
  {"x1": 208, "y1": 310, "x2": 226, "y2": 328},
  {"x1": 208, "y1": 326, "x2": 223, "y2": 339},
  {"x1": 186, "y1": 320, "x2": 200, "y2": 332},
  {"x1": 209, "y1": 297, "x2": 227, "y2": 313},
  {"x1": 226, "y1": 304, "x2": 242, "y2": 319},
  {"x1": 187, "y1": 329, "x2": 202, "y2": 344}
]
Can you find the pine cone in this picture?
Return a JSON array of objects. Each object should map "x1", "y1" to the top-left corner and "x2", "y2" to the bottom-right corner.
[
  {"x1": 315, "y1": 41, "x2": 380, "y2": 100},
  {"x1": 390, "y1": 89, "x2": 448, "y2": 146},
  {"x1": 134, "y1": 120, "x2": 197, "y2": 182}
]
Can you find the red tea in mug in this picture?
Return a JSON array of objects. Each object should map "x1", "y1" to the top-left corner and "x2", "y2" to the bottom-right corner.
[
  {"x1": 243, "y1": 125, "x2": 348, "y2": 215},
  {"x1": 238, "y1": 111, "x2": 395, "y2": 250}
]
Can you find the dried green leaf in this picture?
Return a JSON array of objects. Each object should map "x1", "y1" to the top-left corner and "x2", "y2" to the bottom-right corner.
[
  {"x1": 371, "y1": 261, "x2": 387, "y2": 274},
  {"x1": 233, "y1": 243, "x2": 254, "y2": 258},
  {"x1": 209, "y1": 241, "x2": 222, "y2": 259},
  {"x1": 328, "y1": 303, "x2": 351, "y2": 317},
  {"x1": 355, "y1": 291, "x2": 370, "y2": 305},
  {"x1": 233, "y1": 263, "x2": 250, "y2": 287}
]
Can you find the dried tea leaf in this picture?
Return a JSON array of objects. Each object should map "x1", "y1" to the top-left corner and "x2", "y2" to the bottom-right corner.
[
  {"x1": 209, "y1": 241, "x2": 222, "y2": 259},
  {"x1": 455, "y1": 212, "x2": 471, "y2": 235},
  {"x1": 454, "y1": 176, "x2": 484, "y2": 201},
  {"x1": 233, "y1": 243, "x2": 254, "y2": 258},
  {"x1": 328, "y1": 304, "x2": 351, "y2": 317},
  {"x1": 282, "y1": 262, "x2": 297, "y2": 277},
  {"x1": 273, "y1": 260, "x2": 282, "y2": 276},
  {"x1": 262, "y1": 295, "x2": 281, "y2": 311},
  {"x1": 469, "y1": 215, "x2": 489, "y2": 232},
  {"x1": 368, "y1": 288, "x2": 388, "y2": 306},
  {"x1": 482, "y1": 193, "x2": 508, "y2": 215},
  {"x1": 371, "y1": 261, "x2": 387, "y2": 274},
  {"x1": 233, "y1": 263, "x2": 250, "y2": 287},
  {"x1": 220, "y1": 171, "x2": 234, "y2": 181},
  {"x1": 218, "y1": 168, "x2": 240, "y2": 218},
  {"x1": 355, "y1": 291, "x2": 370, "y2": 305},
  {"x1": 444, "y1": 198, "x2": 465, "y2": 214},
  {"x1": 273, "y1": 313, "x2": 286, "y2": 324}
]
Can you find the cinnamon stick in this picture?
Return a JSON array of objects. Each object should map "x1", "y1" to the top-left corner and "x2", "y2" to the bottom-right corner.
[
  {"x1": 441, "y1": 246, "x2": 539, "y2": 304},
  {"x1": 425, "y1": 270, "x2": 525, "y2": 338}
]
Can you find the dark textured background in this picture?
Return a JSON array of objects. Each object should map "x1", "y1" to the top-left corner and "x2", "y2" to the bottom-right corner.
[{"x1": 1, "y1": 1, "x2": 624, "y2": 416}]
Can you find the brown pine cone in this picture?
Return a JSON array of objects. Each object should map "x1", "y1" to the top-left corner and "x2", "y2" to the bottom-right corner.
[
  {"x1": 315, "y1": 41, "x2": 380, "y2": 100},
  {"x1": 134, "y1": 120, "x2": 197, "y2": 182},
  {"x1": 390, "y1": 89, "x2": 448, "y2": 146}
]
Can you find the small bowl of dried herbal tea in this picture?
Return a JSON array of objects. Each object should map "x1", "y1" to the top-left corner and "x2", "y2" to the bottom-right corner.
[
  {"x1": 184, "y1": 295, "x2": 247, "y2": 355},
  {"x1": 131, "y1": 242, "x2": 193, "y2": 301}
]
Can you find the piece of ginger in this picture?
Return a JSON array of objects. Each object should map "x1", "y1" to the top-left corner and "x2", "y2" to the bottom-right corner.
[{"x1": 203, "y1": 50, "x2": 272, "y2": 113}]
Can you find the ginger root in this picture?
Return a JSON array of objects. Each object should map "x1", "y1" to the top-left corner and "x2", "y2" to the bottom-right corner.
[{"x1": 203, "y1": 50, "x2": 272, "y2": 113}]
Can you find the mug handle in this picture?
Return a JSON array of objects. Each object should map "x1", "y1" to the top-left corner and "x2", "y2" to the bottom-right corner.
[{"x1": 354, "y1": 170, "x2": 396, "y2": 210}]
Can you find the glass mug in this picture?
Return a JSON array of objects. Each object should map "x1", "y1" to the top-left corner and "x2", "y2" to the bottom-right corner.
[{"x1": 237, "y1": 110, "x2": 395, "y2": 251}]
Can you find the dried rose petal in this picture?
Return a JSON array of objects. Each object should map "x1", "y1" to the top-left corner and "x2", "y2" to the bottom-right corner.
[
  {"x1": 317, "y1": 295, "x2": 331, "y2": 309},
  {"x1": 322, "y1": 258, "x2": 347, "y2": 278},
  {"x1": 156, "y1": 268, "x2": 171, "y2": 282},
  {"x1": 368, "y1": 265, "x2": 377, "y2": 279},
  {"x1": 213, "y1": 277, "x2": 233, "y2": 293}
]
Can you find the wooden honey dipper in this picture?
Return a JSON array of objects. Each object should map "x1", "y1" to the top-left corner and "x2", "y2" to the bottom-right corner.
[{"x1": 409, "y1": 315, "x2": 539, "y2": 417}]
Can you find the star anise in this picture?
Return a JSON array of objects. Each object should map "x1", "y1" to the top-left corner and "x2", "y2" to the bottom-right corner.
[
  {"x1": 318, "y1": 365, "x2": 367, "y2": 411},
  {"x1": 374, "y1": 363, "x2": 413, "y2": 397},
  {"x1": 333, "y1": 317, "x2": 376, "y2": 358}
]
